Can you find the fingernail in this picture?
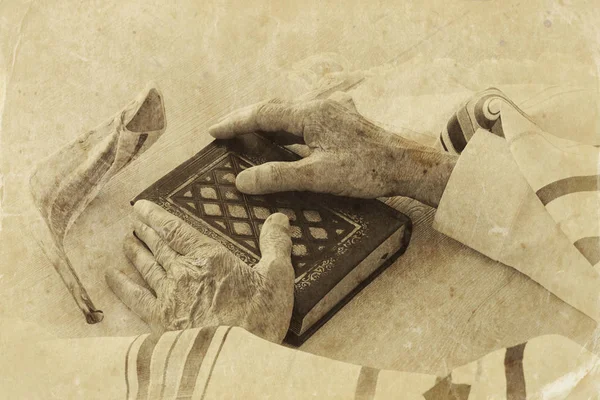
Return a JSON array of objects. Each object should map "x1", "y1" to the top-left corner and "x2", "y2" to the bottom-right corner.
[
  {"x1": 132, "y1": 199, "x2": 147, "y2": 214},
  {"x1": 266, "y1": 212, "x2": 290, "y2": 228},
  {"x1": 208, "y1": 116, "x2": 228, "y2": 133}
]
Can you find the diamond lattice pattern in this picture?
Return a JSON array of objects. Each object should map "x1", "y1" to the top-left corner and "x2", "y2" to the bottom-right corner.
[{"x1": 169, "y1": 153, "x2": 356, "y2": 274}]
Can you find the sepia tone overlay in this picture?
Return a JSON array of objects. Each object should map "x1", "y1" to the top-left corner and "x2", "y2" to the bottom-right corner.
[{"x1": 1, "y1": 0, "x2": 600, "y2": 398}]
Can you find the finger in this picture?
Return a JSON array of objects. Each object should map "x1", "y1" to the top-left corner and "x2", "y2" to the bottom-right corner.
[
  {"x1": 259, "y1": 213, "x2": 293, "y2": 260},
  {"x1": 255, "y1": 213, "x2": 293, "y2": 277},
  {"x1": 133, "y1": 219, "x2": 178, "y2": 268},
  {"x1": 105, "y1": 268, "x2": 157, "y2": 324},
  {"x1": 133, "y1": 200, "x2": 211, "y2": 255},
  {"x1": 235, "y1": 158, "x2": 317, "y2": 194},
  {"x1": 208, "y1": 101, "x2": 307, "y2": 139},
  {"x1": 123, "y1": 235, "x2": 166, "y2": 292},
  {"x1": 283, "y1": 144, "x2": 312, "y2": 158}
]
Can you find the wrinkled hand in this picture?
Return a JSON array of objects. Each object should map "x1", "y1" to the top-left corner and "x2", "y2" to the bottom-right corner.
[
  {"x1": 106, "y1": 200, "x2": 295, "y2": 343},
  {"x1": 209, "y1": 99, "x2": 457, "y2": 207}
]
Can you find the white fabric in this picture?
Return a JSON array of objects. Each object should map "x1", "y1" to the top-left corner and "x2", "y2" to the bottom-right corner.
[{"x1": 433, "y1": 130, "x2": 600, "y2": 322}]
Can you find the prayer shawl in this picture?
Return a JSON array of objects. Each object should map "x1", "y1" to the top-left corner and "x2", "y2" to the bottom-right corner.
[
  {"x1": 434, "y1": 88, "x2": 600, "y2": 322},
  {"x1": 2, "y1": 325, "x2": 599, "y2": 399}
]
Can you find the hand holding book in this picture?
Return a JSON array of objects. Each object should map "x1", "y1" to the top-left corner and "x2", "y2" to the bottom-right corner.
[
  {"x1": 120, "y1": 97, "x2": 413, "y2": 344},
  {"x1": 106, "y1": 200, "x2": 295, "y2": 343},
  {"x1": 209, "y1": 99, "x2": 457, "y2": 207}
]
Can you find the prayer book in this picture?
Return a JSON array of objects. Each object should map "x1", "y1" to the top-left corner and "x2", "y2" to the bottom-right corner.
[{"x1": 132, "y1": 133, "x2": 411, "y2": 345}]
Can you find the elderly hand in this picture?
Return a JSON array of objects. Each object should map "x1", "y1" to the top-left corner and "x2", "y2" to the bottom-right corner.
[
  {"x1": 106, "y1": 200, "x2": 295, "y2": 343},
  {"x1": 209, "y1": 99, "x2": 457, "y2": 207}
]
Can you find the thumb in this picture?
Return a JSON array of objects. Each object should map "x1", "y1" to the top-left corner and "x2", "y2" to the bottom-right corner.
[
  {"x1": 254, "y1": 213, "x2": 294, "y2": 281},
  {"x1": 235, "y1": 159, "x2": 315, "y2": 194}
]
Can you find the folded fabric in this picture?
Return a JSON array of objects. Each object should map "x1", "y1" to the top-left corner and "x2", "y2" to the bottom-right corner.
[
  {"x1": 434, "y1": 86, "x2": 600, "y2": 323},
  {"x1": 2, "y1": 324, "x2": 598, "y2": 399},
  {"x1": 500, "y1": 104, "x2": 600, "y2": 269},
  {"x1": 434, "y1": 129, "x2": 600, "y2": 322}
]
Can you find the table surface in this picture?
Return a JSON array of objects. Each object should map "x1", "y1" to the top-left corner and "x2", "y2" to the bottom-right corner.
[{"x1": 1, "y1": 0, "x2": 598, "y2": 376}]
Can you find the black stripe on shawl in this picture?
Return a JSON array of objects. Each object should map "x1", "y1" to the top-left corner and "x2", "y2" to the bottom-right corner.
[
  {"x1": 175, "y1": 326, "x2": 219, "y2": 399},
  {"x1": 423, "y1": 375, "x2": 471, "y2": 400},
  {"x1": 355, "y1": 366, "x2": 380, "y2": 400},
  {"x1": 505, "y1": 342, "x2": 527, "y2": 400},
  {"x1": 446, "y1": 113, "x2": 468, "y2": 154},
  {"x1": 135, "y1": 333, "x2": 160, "y2": 400},
  {"x1": 198, "y1": 326, "x2": 233, "y2": 400},
  {"x1": 574, "y1": 236, "x2": 600, "y2": 265},
  {"x1": 536, "y1": 175, "x2": 599, "y2": 206},
  {"x1": 124, "y1": 334, "x2": 143, "y2": 400}
]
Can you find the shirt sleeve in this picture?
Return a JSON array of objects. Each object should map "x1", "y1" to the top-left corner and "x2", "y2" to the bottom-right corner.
[{"x1": 432, "y1": 128, "x2": 600, "y2": 322}]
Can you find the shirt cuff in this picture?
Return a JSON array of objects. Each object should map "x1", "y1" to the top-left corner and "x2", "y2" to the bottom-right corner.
[{"x1": 433, "y1": 129, "x2": 528, "y2": 260}]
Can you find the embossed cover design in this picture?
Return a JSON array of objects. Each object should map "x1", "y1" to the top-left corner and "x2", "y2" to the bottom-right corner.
[{"x1": 133, "y1": 133, "x2": 411, "y2": 343}]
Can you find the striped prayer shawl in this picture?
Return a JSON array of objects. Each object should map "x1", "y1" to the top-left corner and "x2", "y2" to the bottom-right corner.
[
  {"x1": 439, "y1": 88, "x2": 600, "y2": 270},
  {"x1": 499, "y1": 104, "x2": 600, "y2": 270},
  {"x1": 7, "y1": 325, "x2": 596, "y2": 398},
  {"x1": 118, "y1": 327, "x2": 599, "y2": 399},
  {"x1": 124, "y1": 326, "x2": 229, "y2": 400}
]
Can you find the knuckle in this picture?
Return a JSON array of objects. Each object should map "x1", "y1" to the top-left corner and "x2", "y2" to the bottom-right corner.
[
  {"x1": 264, "y1": 233, "x2": 292, "y2": 250},
  {"x1": 149, "y1": 272, "x2": 165, "y2": 290},
  {"x1": 162, "y1": 219, "x2": 181, "y2": 241},
  {"x1": 135, "y1": 224, "x2": 152, "y2": 244},
  {"x1": 154, "y1": 245, "x2": 170, "y2": 262},
  {"x1": 267, "y1": 164, "x2": 286, "y2": 186},
  {"x1": 145, "y1": 205, "x2": 157, "y2": 221},
  {"x1": 165, "y1": 221, "x2": 202, "y2": 250},
  {"x1": 311, "y1": 99, "x2": 345, "y2": 124},
  {"x1": 256, "y1": 102, "x2": 272, "y2": 121},
  {"x1": 134, "y1": 221, "x2": 148, "y2": 234},
  {"x1": 314, "y1": 99, "x2": 337, "y2": 113},
  {"x1": 136, "y1": 288, "x2": 152, "y2": 304},
  {"x1": 304, "y1": 99, "x2": 327, "y2": 118},
  {"x1": 321, "y1": 99, "x2": 337, "y2": 108},
  {"x1": 187, "y1": 254, "x2": 208, "y2": 268},
  {"x1": 209, "y1": 248, "x2": 235, "y2": 267},
  {"x1": 148, "y1": 260, "x2": 161, "y2": 273},
  {"x1": 267, "y1": 97, "x2": 285, "y2": 105}
]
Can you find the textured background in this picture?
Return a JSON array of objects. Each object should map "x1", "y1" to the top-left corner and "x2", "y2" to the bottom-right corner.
[{"x1": 1, "y1": 0, "x2": 600, "y2": 376}]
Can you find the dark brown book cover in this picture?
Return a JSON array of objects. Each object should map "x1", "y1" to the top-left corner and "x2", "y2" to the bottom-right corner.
[{"x1": 132, "y1": 133, "x2": 411, "y2": 345}]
